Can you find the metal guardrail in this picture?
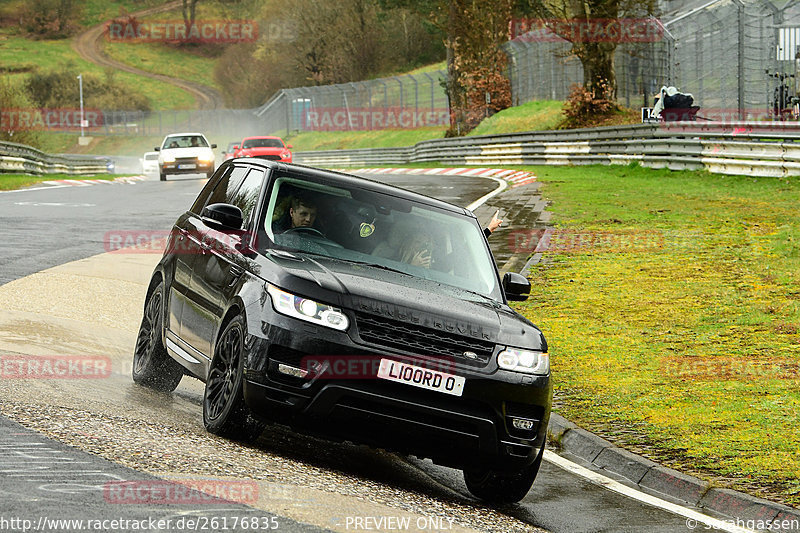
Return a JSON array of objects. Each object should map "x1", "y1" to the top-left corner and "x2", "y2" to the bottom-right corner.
[
  {"x1": 293, "y1": 122, "x2": 800, "y2": 177},
  {"x1": 0, "y1": 141, "x2": 108, "y2": 175}
]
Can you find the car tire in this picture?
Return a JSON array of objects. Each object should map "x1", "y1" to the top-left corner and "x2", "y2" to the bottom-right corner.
[
  {"x1": 160, "y1": 173, "x2": 167, "y2": 181},
  {"x1": 132, "y1": 280, "x2": 184, "y2": 392},
  {"x1": 202, "y1": 314, "x2": 264, "y2": 441},
  {"x1": 463, "y1": 443, "x2": 544, "y2": 504}
]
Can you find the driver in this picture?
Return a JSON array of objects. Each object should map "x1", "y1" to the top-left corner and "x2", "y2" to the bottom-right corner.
[
  {"x1": 289, "y1": 196, "x2": 317, "y2": 229},
  {"x1": 273, "y1": 193, "x2": 320, "y2": 233}
]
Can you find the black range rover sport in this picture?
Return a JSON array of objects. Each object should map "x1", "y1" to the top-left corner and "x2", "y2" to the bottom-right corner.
[{"x1": 132, "y1": 160, "x2": 551, "y2": 503}]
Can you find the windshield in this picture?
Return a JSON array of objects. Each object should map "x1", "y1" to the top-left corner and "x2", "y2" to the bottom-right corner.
[
  {"x1": 263, "y1": 174, "x2": 501, "y2": 299},
  {"x1": 163, "y1": 135, "x2": 208, "y2": 148},
  {"x1": 243, "y1": 138, "x2": 284, "y2": 149}
]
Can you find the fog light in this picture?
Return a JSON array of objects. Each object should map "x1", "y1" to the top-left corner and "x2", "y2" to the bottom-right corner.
[
  {"x1": 512, "y1": 418, "x2": 535, "y2": 431},
  {"x1": 277, "y1": 363, "x2": 308, "y2": 379}
]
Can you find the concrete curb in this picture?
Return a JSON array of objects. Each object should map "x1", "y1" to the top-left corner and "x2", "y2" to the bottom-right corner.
[
  {"x1": 519, "y1": 181, "x2": 800, "y2": 530},
  {"x1": 546, "y1": 414, "x2": 800, "y2": 529}
]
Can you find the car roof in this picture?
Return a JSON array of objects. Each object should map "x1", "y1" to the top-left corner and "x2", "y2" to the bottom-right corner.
[
  {"x1": 242, "y1": 135, "x2": 282, "y2": 139},
  {"x1": 163, "y1": 132, "x2": 208, "y2": 138},
  {"x1": 233, "y1": 160, "x2": 469, "y2": 215}
]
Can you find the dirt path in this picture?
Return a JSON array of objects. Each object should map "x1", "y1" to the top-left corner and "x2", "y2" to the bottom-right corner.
[{"x1": 72, "y1": 1, "x2": 225, "y2": 109}]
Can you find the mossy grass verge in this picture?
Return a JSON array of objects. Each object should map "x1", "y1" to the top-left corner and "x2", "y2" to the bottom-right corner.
[{"x1": 510, "y1": 163, "x2": 800, "y2": 506}]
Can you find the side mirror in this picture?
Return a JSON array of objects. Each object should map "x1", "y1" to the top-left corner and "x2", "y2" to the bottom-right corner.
[
  {"x1": 211, "y1": 143, "x2": 217, "y2": 149},
  {"x1": 286, "y1": 144, "x2": 293, "y2": 149},
  {"x1": 201, "y1": 203, "x2": 243, "y2": 230},
  {"x1": 502, "y1": 272, "x2": 530, "y2": 302},
  {"x1": 154, "y1": 147, "x2": 160, "y2": 151},
  {"x1": 233, "y1": 145, "x2": 239, "y2": 150}
]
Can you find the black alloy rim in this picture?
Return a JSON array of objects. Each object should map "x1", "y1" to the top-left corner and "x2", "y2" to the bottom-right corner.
[
  {"x1": 205, "y1": 324, "x2": 242, "y2": 420},
  {"x1": 134, "y1": 289, "x2": 161, "y2": 373}
]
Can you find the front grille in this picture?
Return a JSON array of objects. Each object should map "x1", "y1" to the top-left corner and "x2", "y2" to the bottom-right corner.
[
  {"x1": 175, "y1": 157, "x2": 197, "y2": 164},
  {"x1": 256, "y1": 155, "x2": 282, "y2": 161},
  {"x1": 355, "y1": 312, "x2": 494, "y2": 363}
]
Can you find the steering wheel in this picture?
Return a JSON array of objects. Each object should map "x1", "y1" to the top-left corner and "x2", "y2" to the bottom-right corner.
[{"x1": 283, "y1": 226, "x2": 325, "y2": 238}]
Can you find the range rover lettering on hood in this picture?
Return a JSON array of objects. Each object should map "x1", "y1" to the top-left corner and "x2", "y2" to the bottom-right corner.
[{"x1": 353, "y1": 297, "x2": 495, "y2": 342}]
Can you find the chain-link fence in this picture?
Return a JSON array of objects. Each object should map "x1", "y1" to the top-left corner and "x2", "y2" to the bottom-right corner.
[
  {"x1": 254, "y1": 71, "x2": 449, "y2": 135},
  {"x1": 506, "y1": 0, "x2": 792, "y2": 119}
]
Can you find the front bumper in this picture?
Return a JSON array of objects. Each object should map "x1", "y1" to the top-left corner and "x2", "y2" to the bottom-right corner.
[
  {"x1": 160, "y1": 160, "x2": 214, "y2": 175},
  {"x1": 242, "y1": 313, "x2": 551, "y2": 471}
]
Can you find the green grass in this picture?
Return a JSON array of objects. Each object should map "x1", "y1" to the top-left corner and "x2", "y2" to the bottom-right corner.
[
  {"x1": 468, "y1": 100, "x2": 564, "y2": 136},
  {"x1": 401, "y1": 61, "x2": 446, "y2": 76},
  {"x1": 511, "y1": 163, "x2": 800, "y2": 505},
  {"x1": 0, "y1": 32, "x2": 195, "y2": 109},
  {"x1": 79, "y1": 0, "x2": 165, "y2": 26},
  {"x1": 103, "y1": 40, "x2": 220, "y2": 91},
  {"x1": 0, "y1": 173, "x2": 115, "y2": 190}
]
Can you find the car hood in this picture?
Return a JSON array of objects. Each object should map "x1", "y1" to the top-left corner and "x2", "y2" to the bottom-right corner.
[
  {"x1": 159, "y1": 147, "x2": 213, "y2": 159},
  {"x1": 239, "y1": 147, "x2": 286, "y2": 156},
  {"x1": 259, "y1": 251, "x2": 542, "y2": 348}
]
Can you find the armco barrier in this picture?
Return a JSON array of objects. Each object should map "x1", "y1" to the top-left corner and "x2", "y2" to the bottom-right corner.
[
  {"x1": 293, "y1": 122, "x2": 800, "y2": 177},
  {"x1": 0, "y1": 141, "x2": 108, "y2": 175}
]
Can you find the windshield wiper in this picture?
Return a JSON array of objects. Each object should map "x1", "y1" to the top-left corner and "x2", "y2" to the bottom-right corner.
[{"x1": 344, "y1": 259, "x2": 413, "y2": 277}]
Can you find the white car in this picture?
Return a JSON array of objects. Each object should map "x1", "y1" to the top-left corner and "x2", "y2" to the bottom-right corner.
[
  {"x1": 140, "y1": 151, "x2": 159, "y2": 174},
  {"x1": 155, "y1": 132, "x2": 217, "y2": 181}
]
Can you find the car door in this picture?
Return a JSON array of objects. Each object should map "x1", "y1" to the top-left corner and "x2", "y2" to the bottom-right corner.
[
  {"x1": 181, "y1": 165, "x2": 266, "y2": 360},
  {"x1": 165, "y1": 177, "x2": 221, "y2": 357}
]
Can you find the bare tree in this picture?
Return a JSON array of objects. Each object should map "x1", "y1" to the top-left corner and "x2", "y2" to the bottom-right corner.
[{"x1": 525, "y1": 0, "x2": 659, "y2": 97}]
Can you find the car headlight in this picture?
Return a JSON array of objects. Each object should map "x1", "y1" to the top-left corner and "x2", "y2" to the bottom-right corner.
[
  {"x1": 266, "y1": 284, "x2": 349, "y2": 331},
  {"x1": 497, "y1": 348, "x2": 549, "y2": 375},
  {"x1": 198, "y1": 153, "x2": 214, "y2": 163},
  {"x1": 281, "y1": 150, "x2": 291, "y2": 159}
]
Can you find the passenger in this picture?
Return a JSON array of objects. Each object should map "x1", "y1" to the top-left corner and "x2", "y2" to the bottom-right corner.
[
  {"x1": 398, "y1": 231, "x2": 433, "y2": 268},
  {"x1": 484, "y1": 210, "x2": 502, "y2": 237},
  {"x1": 190, "y1": 137, "x2": 201, "y2": 147},
  {"x1": 168, "y1": 141, "x2": 179, "y2": 148},
  {"x1": 373, "y1": 222, "x2": 432, "y2": 269}
]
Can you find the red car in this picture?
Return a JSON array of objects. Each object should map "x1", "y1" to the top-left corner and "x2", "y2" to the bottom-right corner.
[{"x1": 233, "y1": 136, "x2": 292, "y2": 162}]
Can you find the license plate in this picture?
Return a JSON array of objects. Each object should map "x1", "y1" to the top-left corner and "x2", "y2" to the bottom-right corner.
[
  {"x1": 178, "y1": 163, "x2": 196, "y2": 169},
  {"x1": 377, "y1": 359, "x2": 464, "y2": 397}
]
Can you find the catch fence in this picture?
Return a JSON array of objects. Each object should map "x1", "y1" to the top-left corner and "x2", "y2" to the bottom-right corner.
[{"x1": 505, "y1": 0, "x2": 799, "y2": 119}]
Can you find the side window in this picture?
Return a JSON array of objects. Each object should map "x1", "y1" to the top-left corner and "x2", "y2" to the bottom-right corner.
[
  {"x1": 230, "y1": 168, "x2": 265, "y2": 228},
  {"x1": 202, "y1": 165, "x2": 249, "y2": 211},
  {"x1": 189, "y1": 168, "x2": 228, "y2": 214}
]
